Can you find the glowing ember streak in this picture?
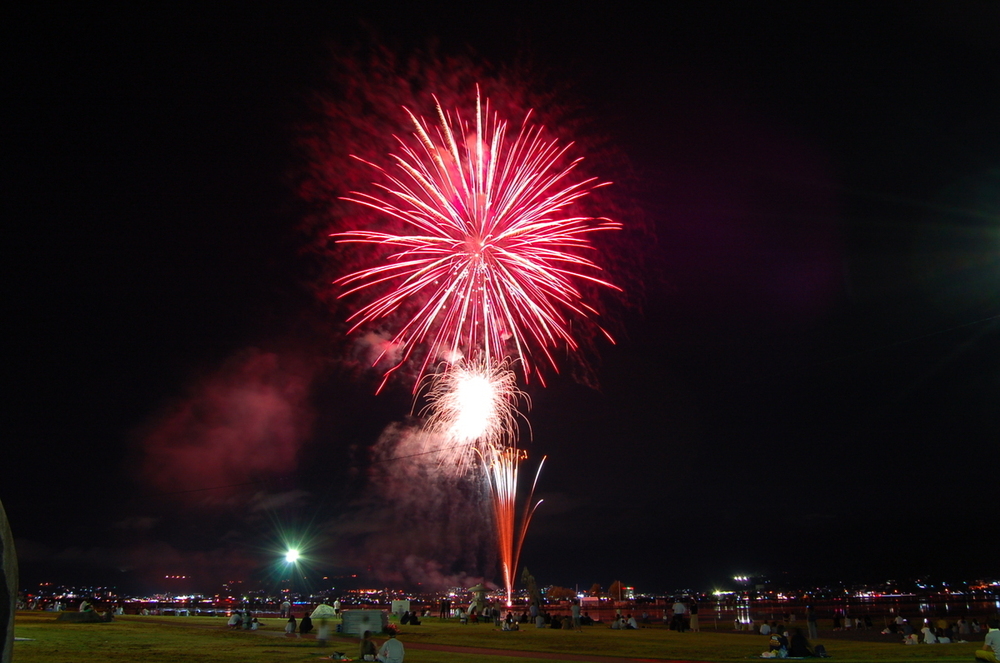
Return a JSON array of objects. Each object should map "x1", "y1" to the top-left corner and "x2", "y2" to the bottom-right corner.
[
  {"x1": 421, "y1": 358, "x2": 540, "y2": 602},
  {"x1": 421, "y1": 358, "x2": 527, "y2": 472},
  {"x1": 480, "y1": 445, "x2": 545, "y2": 607},
  {"x1": 336, "y1": 89, "x2": 621, "y2": 391}
]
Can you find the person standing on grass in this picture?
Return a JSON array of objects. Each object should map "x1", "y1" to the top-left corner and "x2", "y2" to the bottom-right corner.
[
  {"x1": 671, "y1": 599, "x2": 687, "y2": 632},
  {"x1": 806, "y1": 606, "x2": 819, "y2": 640},
  {"x1": 316, "y1": 618, "x2": 330, "y2": 647}
]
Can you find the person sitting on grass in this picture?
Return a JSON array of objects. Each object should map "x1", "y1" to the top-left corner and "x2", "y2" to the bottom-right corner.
[
  {"x1": 359, "y1": 630, "x2": 377, "y2": 661},
  {"x1": 768, "y1": 631, "x2": 789, "y2": 656},
  {"x1": 975, "y1": 620, "x2": 1000, "y2": 663},
  {"x1": 936, "y1": 617, "x2": 948, "y2": 635},
  {"x1": 789, "y1": 628, "x2": 813, "y2": 657},
  {"x1": 377, "y1": 631, "x2": 405, "y2": 663}
]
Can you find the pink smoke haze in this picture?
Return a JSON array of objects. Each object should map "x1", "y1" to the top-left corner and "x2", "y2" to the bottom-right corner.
[
  {"x1": 140, "y1": 350, "x2": 316, "y2": 503},
  {"x1": 324, "y1": 422, "x2": 495, "y2": 589}
]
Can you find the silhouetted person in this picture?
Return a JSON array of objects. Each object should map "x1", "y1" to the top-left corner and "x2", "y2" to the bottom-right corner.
[
  {"x1": 359, "y1": 630, "x2": 377, "y2": 661},
  {"x1": 789, "y1": 628, "x2": 813, "y2": 657}
]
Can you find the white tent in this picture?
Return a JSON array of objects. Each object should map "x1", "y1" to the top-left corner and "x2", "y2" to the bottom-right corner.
[{"x1": 311, "y1": 604, "x2": 337, "y2": 619}]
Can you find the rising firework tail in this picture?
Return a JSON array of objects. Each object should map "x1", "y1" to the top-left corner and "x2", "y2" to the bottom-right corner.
[{"x1": 479, "y1": 445, "x2": 545, "y2": 607}]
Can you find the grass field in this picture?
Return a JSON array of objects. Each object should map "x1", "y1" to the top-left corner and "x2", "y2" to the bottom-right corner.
[{"x1": 13, "y1": 612, "x2": 987, "y2": 663}]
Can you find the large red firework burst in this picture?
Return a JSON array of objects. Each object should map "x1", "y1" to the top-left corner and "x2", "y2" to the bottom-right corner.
[{"x1": 335, "y1": 91, "x2": 622, "y2": 390}]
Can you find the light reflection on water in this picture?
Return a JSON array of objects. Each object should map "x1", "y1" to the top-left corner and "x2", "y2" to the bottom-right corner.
[
  {"x1": 709, "y1": 596, "x2": 998, "y2": 623},
  {"x1": 714, "y1": 599, "x2": 755, "y2": 628}
]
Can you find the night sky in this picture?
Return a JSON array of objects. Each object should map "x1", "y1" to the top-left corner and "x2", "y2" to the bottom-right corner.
[{"x1": 6, "y1": 3, "x2": 999, "y2": 596}]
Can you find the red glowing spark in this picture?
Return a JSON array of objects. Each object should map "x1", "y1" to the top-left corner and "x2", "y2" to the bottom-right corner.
[{"x1": 336, "y1": 90, "x2": 621, "y2": 390}]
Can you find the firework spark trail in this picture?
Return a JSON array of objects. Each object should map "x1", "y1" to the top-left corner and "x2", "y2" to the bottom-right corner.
[
  {"x1": 480, "y1": 445, "x2": 545, "y2": 607},
  {"x1": 421, "y1": 357, "x2": 527, "y2": 472},
  {"x1": 336, "y1": 91, "x2": 621, "y2": 391}
]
